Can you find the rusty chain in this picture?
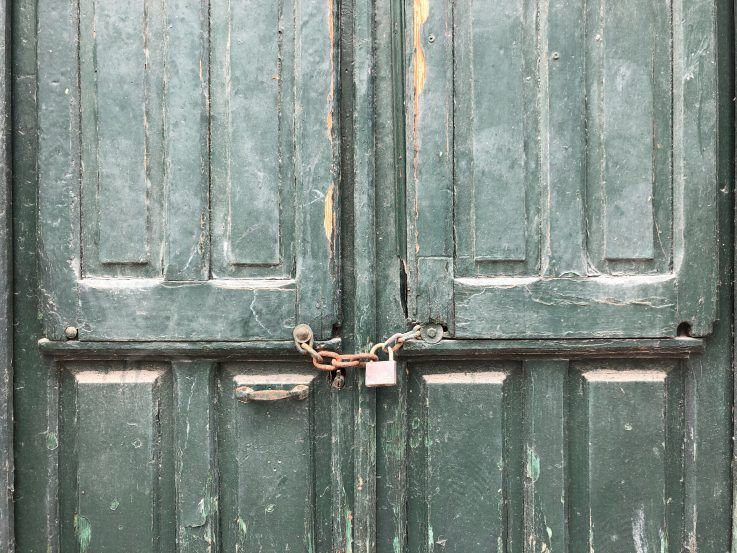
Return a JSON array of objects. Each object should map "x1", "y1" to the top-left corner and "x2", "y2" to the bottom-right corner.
[{"x1": 296, "y1": 325, "x2": 422, "y2": 372}]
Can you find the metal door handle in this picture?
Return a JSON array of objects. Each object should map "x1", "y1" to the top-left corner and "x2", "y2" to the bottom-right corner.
[{"x1": 235, "y1": 384, "x2": 310, "y2": 403}]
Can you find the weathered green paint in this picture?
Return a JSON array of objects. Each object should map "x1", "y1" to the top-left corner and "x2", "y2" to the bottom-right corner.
[
  {"x1": 7, "y1": 0, "x2": 736, "y2": 552},
  {"x1": 173, "y1": 362, "x2": 217, "y2": 552},
  {"x1": 36, "y1": 0, "x2": 339, "y2": 342},
  {"x1": 0, "y1": 0, "x2": 10, "y2": 547},
  {"x1": 406, "y1": 0, "x2": 721, "y2": 339}
]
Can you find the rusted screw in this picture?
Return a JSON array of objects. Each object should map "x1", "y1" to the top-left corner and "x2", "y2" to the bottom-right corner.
[
  {"x1": 293, "y1": 324, "x2": 313, "y2": 343},
  {"x1": 64, "y1": 326, "x2": 78, "y2": 340},
  {"x1": 332, "y1": 370, "x2": 345, "y2": 390}
]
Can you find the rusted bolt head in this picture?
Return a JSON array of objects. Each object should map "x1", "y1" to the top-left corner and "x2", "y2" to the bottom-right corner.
[
  {"x1": 64, "y1": 326, "x2": 78, "y2": 340},
  {"x1": 293, "y1": 323, "x2": 313, "y2": 343},
  {"x1": 426, "y1": 327, "x2": 438, "y2": 338}
]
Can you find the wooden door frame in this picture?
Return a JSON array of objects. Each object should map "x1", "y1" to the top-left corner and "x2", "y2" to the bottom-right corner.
[{"x1": 0, "y1": 0, "x2": 12, "y2": 548}]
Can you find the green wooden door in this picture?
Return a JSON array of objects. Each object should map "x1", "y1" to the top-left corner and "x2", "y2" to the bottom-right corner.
[
  {"x1": 370, "y1": 0, "x2": 734, "y2": 551},
  {"x1": 10, "y1": 0, "x2": 734, "y2": 551}
]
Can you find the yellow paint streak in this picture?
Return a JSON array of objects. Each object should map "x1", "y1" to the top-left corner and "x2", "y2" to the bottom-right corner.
[
  {"x1": 412, "y1": 0, "x2": 429, "y2": 256},
  {"x1": 324, "y1": 183, "x2": 336, "y2": 254},
  {"x1": 326, "y1": 0, "x2": 335, "y2": 138},
  {"x1": 412, "y1": 0, "x2": 429, "y2": 154}
]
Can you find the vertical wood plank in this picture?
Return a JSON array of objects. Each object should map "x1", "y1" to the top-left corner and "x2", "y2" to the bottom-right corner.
[
  {"x1": 37, "y1": 0, "x2": 82, "y2": 339},
  {"x1": 173, "y1": 362, "x2": 217, "y2": 552},
  {"x1": 164, "y1": 0, "x2": 210, "y2": 281},
  {"x1": 673, "y1": 0, "x2": 718, "y2": 335},
  {"x1": 294, "y1": 0, "x2": 339, "y2": 338},
  {"x1": 406, "y1": 0, "x2": 454, "y2": 324},
  {"x1": 0, "y1": 0, "x2": 11, "y2": 545},
  {"x1": 11, "y1": 0, "x2": 49, "y2": 547},
  {"x1": 539, "y1": 0, "x2": 587, "y2": 276},
  {"x1": 523, "y1": 360, "x2": 568, "y2": 553},
  {"x1": 346, "y1": 0, "x2": 377, "y2": 548}
]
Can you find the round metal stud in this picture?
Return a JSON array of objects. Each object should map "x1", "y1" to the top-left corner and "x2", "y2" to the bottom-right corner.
[
  {"x1": 64, "y1": 326, "x2": 79, "y2": 340},
  {"x1": 420, "y1": 323, "x2": 444, "y2": 344}
]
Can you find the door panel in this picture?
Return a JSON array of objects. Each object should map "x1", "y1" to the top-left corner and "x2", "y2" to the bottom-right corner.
[
  {"x1": 37, "y1": 0, "x2": 338, "y2": 341},
  {"x1": 405, "y1": 0, "x2": 719, "y2": 338},
  {"x1": 53, "y1": 360, "x2": 336, "y2": 553},
  {"x1": 58, "y1": 365, "x2": 176, "y2": 552},
  {"x1": 218, "y1": 365, "x2": 332, "y2": 552},
  {"x1": 400, "y1": 359, "x2": 684, "y2": 552},
  {"x1": 407, "y1": 367, "x2": 516, "y2": 552}
]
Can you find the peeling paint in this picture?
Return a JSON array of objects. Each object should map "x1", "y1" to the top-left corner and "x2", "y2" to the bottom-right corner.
[
  {"x1": 74, "y1": 514, "x2": 92, "y2": 553},
  {"x1": 237, "y1": 516, "x2": 248, "y2": 539},
  {"x1": 631, "y1": 506, "x2": 646, "y2": 553},
  {"x1": 324, "y1": 183, "x2": 336, "y2": 254},
  {"x1": 526, "y1": 446, "x2": 540, "y2": 482},
  {"x1": 412, "y1": 0, "x2": 429, "y2": 194},
  {"x1": 345, "y1": 510, "x2": 353, "y2": 553}
]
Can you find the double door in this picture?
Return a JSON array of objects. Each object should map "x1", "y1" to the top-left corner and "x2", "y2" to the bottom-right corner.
[{"x1": 10, "y1": 0, "x2": 734, "y2": 550}]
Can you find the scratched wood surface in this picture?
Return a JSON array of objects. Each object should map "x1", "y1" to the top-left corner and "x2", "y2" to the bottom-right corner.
[
  {"x1": 37, "y1": 0, "x2": 339, "y2": 341},
  {"x1": 405, "y1": 0, "x2": 720, "y2": 338}
]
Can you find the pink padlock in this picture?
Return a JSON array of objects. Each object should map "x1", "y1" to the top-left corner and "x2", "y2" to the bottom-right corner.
[{"x1": 365, "y1": 346, "x2": 397, "y2": 387}]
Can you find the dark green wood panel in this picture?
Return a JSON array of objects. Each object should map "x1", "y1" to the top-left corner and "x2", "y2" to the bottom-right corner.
[
  {"x1": 218, "y1": 364, "x2": 330, "y2": 552},
  {"x1": 453, "y1": 0, "x2": 539, "y2": 273},
  {"x1": 405, "y1": 0, "x2": 719, "y2": 338},
  {"x1": 455, "y1": 275, "x2": 677, "y2": 338},
  {"x1": 585, "y1": 0, "x2": 672, "y2": 270},
  {"x1": 377, "y1": 356, "x2": 711, "y2": 553},
  {"x1": 210, "y1": 0, "x2": 293, "y2": 275},
  {"x1": 569, "y1": 362, "x2": 683, "y2": 552},
  {"x1": 58, "y1": 364, "x2": 175, "y2": 553},
  {"x1": 79, "y1": 0, "x2": 163, "y2": 273},
  {"x1": 407, "y1": 364, "x2": 522, "y2": 552},
  {"x1": 37, "y1": 0, "x2": 339, "y2": 341},
  {"x1": 77, "y1": 281, "x2": 296, "y2": 341}
]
